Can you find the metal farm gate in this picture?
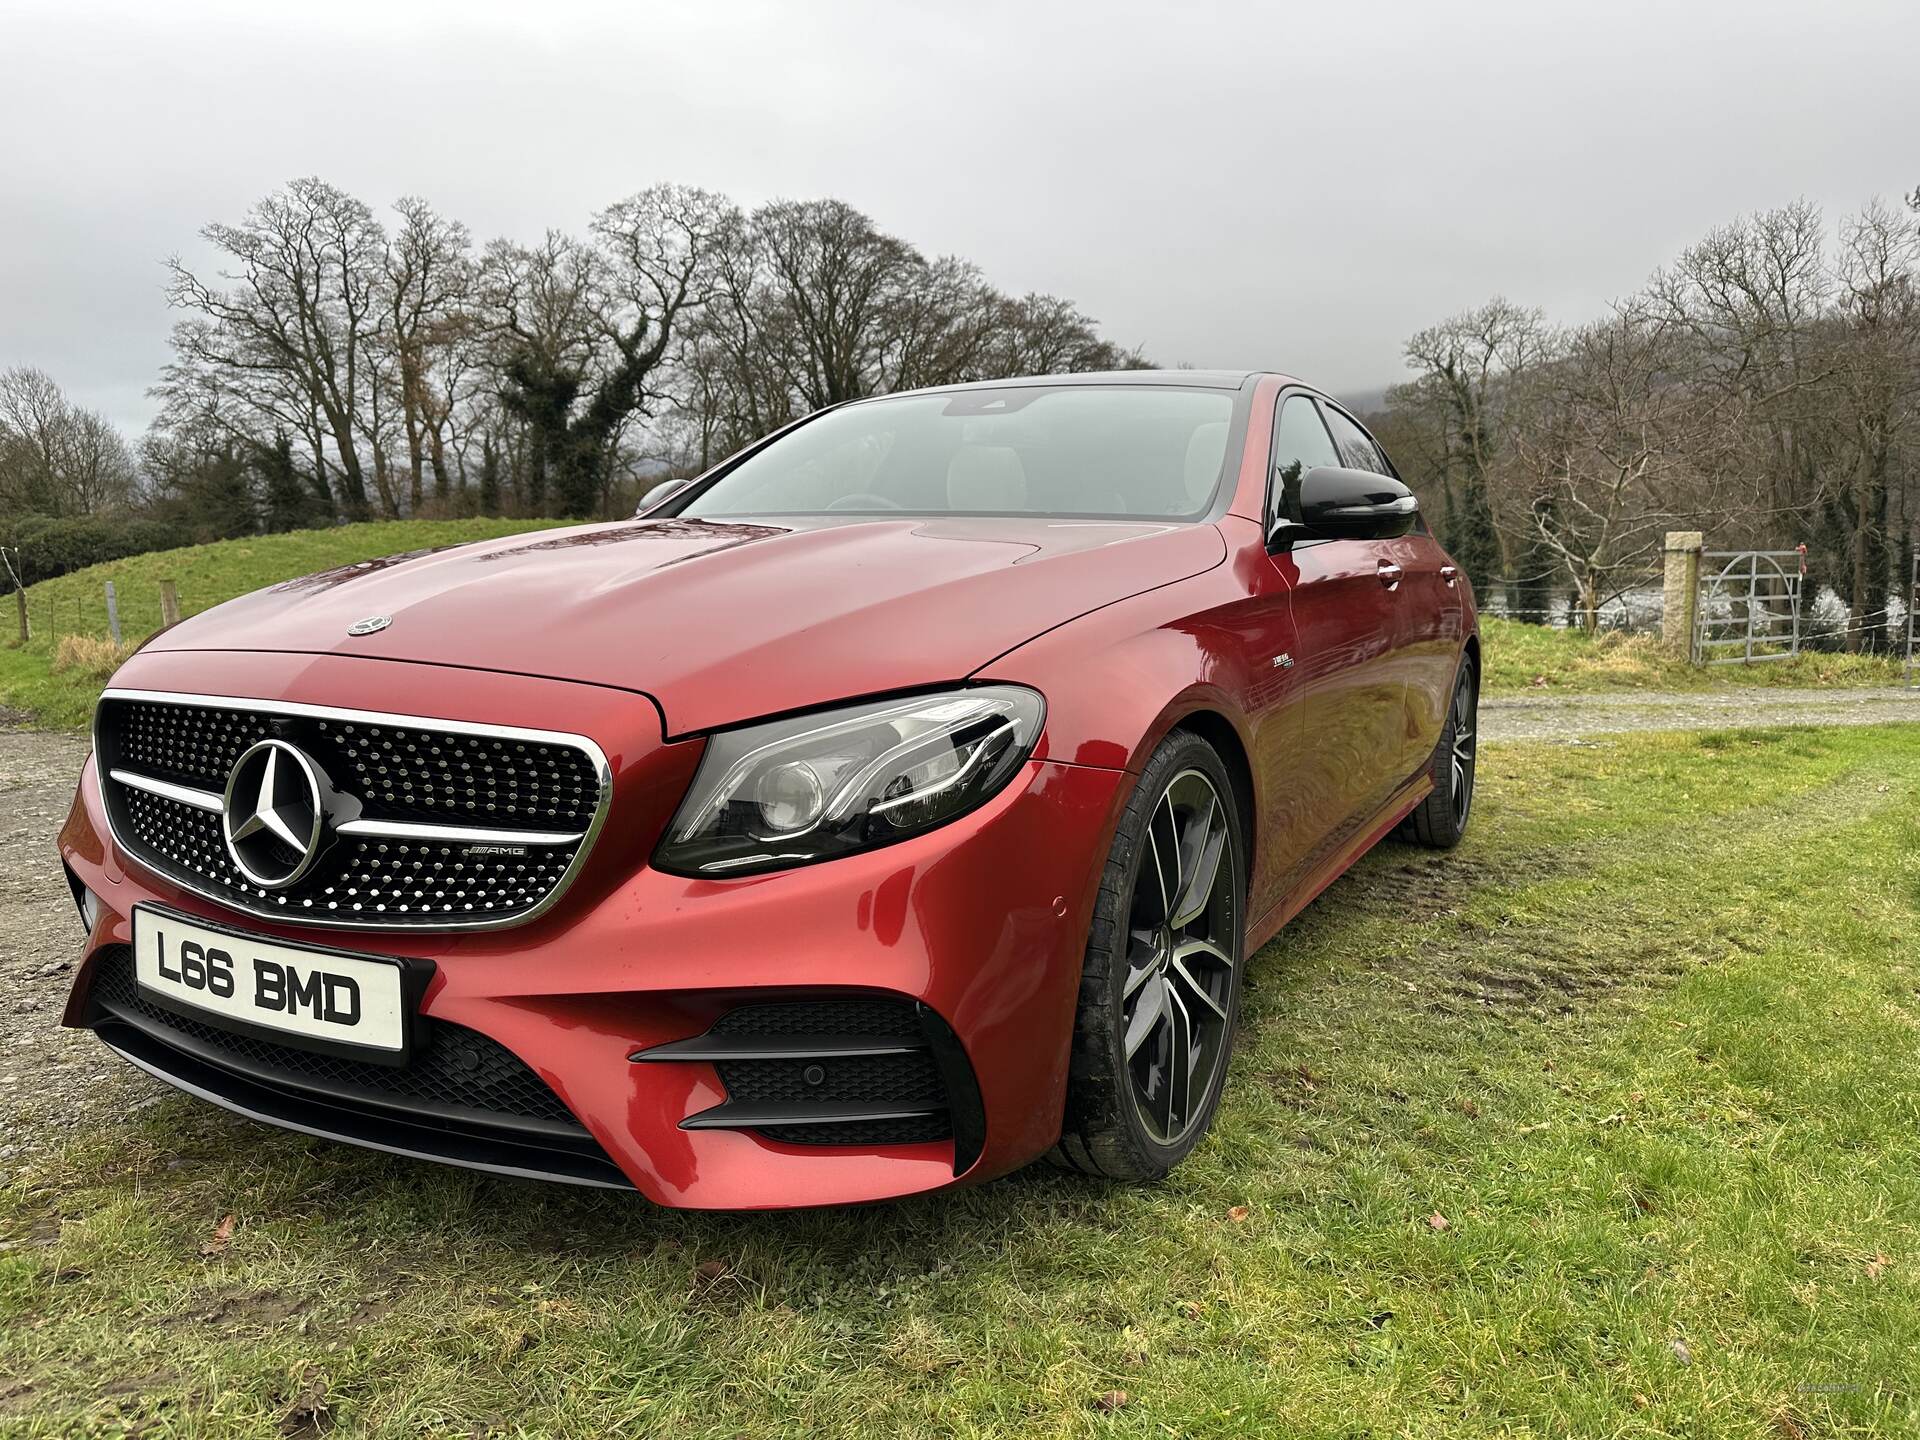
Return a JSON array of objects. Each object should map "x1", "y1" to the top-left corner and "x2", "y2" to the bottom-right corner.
[
  {"x1": 1695, "y1": 549, "x2": 1805, "y2": 665},
  {"x1": 1907, "y1": 552, "x2": 1918, "y2": 689}
]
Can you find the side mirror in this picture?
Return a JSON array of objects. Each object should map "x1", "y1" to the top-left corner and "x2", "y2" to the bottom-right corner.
[
  {"x1": 1269, "y1": 466, "x2": 1417, "y2": 548},
  {"x1": 636, "y1": 478, "x2": 690, "y2": 515}
]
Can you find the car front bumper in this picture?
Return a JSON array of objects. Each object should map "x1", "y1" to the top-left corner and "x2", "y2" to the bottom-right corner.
[{"x1": 58, "y1": 650, "x2": 1127, "y2": 1209}]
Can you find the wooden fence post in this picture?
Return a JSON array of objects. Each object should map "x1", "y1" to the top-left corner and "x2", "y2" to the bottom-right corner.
[
  {"x1": 0, "y1": 548, "x2": 25, "y2": 646},
  {"x1": 1661, "y1": 531, "x2": 1704, "y2": 660},
  {"x1": 105, "y1": 581, "x2": 121, "y2": 645},
  {"x1": 159, "y1": 580, "x2": 181, "y2": 628}
]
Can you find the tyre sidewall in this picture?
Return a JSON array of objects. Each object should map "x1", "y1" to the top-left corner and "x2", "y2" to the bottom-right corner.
[{"x1": 1085, "y1": 734, "x2": 1248, "y2": 1175}]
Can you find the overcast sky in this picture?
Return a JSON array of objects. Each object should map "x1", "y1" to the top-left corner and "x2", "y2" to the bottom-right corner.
[{"x1": 4, "y1": 0, "x2": 1918, "y2": 435}]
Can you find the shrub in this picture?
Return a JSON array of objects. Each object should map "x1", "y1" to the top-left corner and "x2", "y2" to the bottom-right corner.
[
  {"x1": 0, "y1": 513, "x2": 192, "y2": 592},
  {"x1": 50, "y1": 633, "x2": 138, "y2": 680}
]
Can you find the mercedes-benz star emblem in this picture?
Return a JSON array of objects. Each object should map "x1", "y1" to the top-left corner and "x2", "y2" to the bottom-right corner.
[
  {"x1": 347, "y1": 615, "x2": 392, "y2": 636},
  {"x1": 222, "y1": 739, "x2": 326, "y2": 889}
]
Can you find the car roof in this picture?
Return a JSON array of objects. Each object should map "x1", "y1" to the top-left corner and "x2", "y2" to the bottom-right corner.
[{"x1": 883, "y1": 369, "x2": 1276, "y2": 398}]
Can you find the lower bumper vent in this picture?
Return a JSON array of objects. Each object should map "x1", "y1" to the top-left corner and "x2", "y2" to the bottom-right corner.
[{"x1": 635, "y1": 997, "x2": 985, "y2": 1171}]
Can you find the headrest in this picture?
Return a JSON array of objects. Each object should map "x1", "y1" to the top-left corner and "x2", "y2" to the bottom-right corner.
[
  {"x1": 946, "y1": 445, "x2": 1029, "y2": 511},
  {"x1": 1183, "y1": 422, "x2": 1229, "y2": 505}
]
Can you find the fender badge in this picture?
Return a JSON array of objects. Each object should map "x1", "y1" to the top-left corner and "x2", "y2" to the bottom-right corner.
[{"x1": 346, "y1": 615, "x2": 392, "y2": 636}]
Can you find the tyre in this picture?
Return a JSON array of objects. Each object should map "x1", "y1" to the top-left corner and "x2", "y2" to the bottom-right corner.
[
  {"x1": 1397, "y1": 653, "x2": 1478, "y2": 850},
  {"x1": 1051, "y1": 731, "x2": 1246, "y2": 1180}
]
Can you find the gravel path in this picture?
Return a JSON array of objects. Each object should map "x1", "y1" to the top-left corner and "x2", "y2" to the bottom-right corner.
[
  {"x1": 0, "y1": 723, "x2": 157, "y2": 1180},
  {"x1": 3, "y1": 684, "x2": 1914, "y2": 1174},
  {"x1": 1482, "y1": 685, "x2": 1920, "y2": 743}
]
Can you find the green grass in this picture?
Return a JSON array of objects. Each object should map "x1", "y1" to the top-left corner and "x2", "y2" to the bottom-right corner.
[
  {"x1": 6, "y1": 724, "x2": 1920, "y2": 1437},
  {"x1": 1480, "y1": 616, "x2": 1905, "y2": 696},
  {"x1": 0, "y1": 520, "x2": 567, "y2": 728}
]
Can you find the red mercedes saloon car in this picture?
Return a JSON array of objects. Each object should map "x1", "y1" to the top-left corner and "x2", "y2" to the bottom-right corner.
[{"x1": 57, "y1": 371, "x2": 1478, "y2": 1209}]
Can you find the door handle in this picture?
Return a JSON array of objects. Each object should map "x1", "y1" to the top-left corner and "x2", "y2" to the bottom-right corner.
[
  {"x1": 1440, "y1": 565, "x2": 1458, "y2": 587},
  {"x1": 1377, "y1": 560, "x2": 1403, "y2": 589}
]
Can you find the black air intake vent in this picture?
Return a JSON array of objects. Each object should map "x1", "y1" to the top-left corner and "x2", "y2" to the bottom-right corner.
[{"x1": 635, "y1": 997, "x2": 985, "y2": 1169}]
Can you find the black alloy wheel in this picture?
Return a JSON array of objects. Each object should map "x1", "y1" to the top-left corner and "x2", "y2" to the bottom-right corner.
[
  {"x1": 1053, "y1": 732, "x2": 1245, "y2": 1180},
  {"x1": 1398, "y1": 654, "x2": 1479, "y2": 850},
  {"x1": 1119, "y1": 767, "x2": 1237, "y2": 1145}
]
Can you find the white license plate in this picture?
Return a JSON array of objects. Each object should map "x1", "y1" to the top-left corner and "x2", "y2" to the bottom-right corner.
[{"x1": 132, "y1": 906, "x2": 407, "y2": 1055}]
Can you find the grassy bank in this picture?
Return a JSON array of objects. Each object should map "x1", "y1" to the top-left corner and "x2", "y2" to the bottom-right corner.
[
  {"x1": 5, "y1": 723, "x2": 1918, "y2": 1436},
  {"x1": 1479, "y1": 615, "x2": 1904, "y2": 695},
  {"x1": 0, "y1": 520, "x2": 564, "y2": 728}
]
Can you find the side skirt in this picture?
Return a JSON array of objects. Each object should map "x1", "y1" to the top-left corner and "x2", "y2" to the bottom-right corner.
[{"x1": 1244, "y1": 774, "x2": 1432, "y2": 953}]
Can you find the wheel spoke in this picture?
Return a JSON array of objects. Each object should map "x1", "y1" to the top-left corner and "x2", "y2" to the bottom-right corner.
[
  {"x1": 1123, "y1": 974, "x2": 1168, "y2": 1059},
  {"x1": 1171, "y1": 935, "x2": 1233, "y2": 972},
  {"x1": 1170, "y1": 799, "x2": 1224, "y2": 929},
  {"x1": 1142, "y1": 802, "x2": 1177, "y2": 926},
  {"x1": 1449, "y1": 672, "x2": 1477, "y2": 822},
  {"x1": 1162, "y1": 989, "x2": 1194, "y2": 1133},
  {"x1": 1169, "y1": 958, "x2": 1229, "y2": 1022},
  {"x1": 1121, "y1": 928, "x2": 1160, "y2": 1001}
]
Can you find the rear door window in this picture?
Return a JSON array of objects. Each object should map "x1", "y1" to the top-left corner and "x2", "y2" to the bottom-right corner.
[{"x1": 1322, "y1": 405, "x2": 1389, "y2": 475}]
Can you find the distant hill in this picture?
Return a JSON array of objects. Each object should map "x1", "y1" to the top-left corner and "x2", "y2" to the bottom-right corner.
[{"x1": 1335, "y1": 384, "x2": 1395, "y2": 416}]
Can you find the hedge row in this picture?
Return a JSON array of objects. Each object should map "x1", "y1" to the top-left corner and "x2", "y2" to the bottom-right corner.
[{"x1": 0, "y1": 513, "x2": 193, "y2": 592}]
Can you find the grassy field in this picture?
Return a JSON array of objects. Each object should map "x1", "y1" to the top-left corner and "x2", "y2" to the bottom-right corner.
[
  {"x1": 0, "y1": 520, "x2": 564, "y2": 728},
  {"x1": 4, "y1": 724, "x2": 1917, "y2": 1437},
  {"x1": 1479, "y1": 616, "x2": 1904, "y2": 695}
]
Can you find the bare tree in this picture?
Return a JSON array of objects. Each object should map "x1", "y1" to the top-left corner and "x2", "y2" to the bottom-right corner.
[
  {"x1": 1510, "y1": 308, "x2": 1739, "y2": 630},
  {"x1": 1643, "y1": 201, "x2": 1832, "y2": 525},
  {"x1": 1391, "y1": 299, "x2": 1550, "y2": 602},
  {"x1": 145, "y1": 179, "x2": 1146, "y2": 522},
  {"x1": 0, "y1": 366, "x2": 137, "y2": 516},
  {"x1": 382, "y1": 197, "x2": 474, "y2": 510},
  {"x1": 1828, "y1": 198, "x2": 1920, "y2": 649},
  {"x1": 164, "y1": 177, "x2": 389, "y2": 519},
  {"x1": 0, "y1": 366, "x2": 70, "y2": 514}
]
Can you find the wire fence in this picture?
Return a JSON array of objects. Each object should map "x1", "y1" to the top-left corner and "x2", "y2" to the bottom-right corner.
[{"x1": 7, "y1": 575, "x2": 192, "y2": 652}]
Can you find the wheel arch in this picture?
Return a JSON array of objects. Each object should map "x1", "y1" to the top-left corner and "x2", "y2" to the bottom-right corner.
[{"x1": 1168, "y1": 708, "x2": 1256, "y2": 886}]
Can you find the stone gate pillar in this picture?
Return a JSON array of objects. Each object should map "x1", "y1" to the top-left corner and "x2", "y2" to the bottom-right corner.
[{"x1": 1662, "y1": 531, "x2": 1704, "y2": 658}]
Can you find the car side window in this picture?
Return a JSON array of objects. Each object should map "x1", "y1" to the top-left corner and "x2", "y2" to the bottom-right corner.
[
  {"x1": 1268, "y1": 395, "x2": 1341, "y2": 529},
  {"x1": 1322, "y1": 406, "x2": 1388, "y2": 475},
  {"x1": 1322, "y1": 404, "x2": 1429, "y2": 533}
]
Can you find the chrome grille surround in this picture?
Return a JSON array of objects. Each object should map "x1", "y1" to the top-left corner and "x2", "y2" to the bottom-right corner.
[{"x1": 93, "y1": 688, "x2": 614, "y2": 932}]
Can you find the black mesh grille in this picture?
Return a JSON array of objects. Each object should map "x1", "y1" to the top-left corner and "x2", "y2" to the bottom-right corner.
[
  {"x1": 322, "y1": 719, "x2": 597, "y2": 829},
  {"x1": 711, "y1": 998, "x2": 924, "y2": 1039},
  {"x1": 710, "y1": 999, "x2": 953, "y2": 1147},
  {"x1": 96, "y1": 696, "x2": 605, "y2": 929},
  {"x1": 88, "y1": 946, "x2": 578, "y2": 1128},
  {"x1": 116, "y1": 700, "x2": 265, "y2": 787},
  {"x1": 723, "y1": 1053, "x2": 946, "y2": 1109}
]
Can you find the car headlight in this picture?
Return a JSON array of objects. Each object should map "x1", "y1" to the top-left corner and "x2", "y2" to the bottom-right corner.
[{"x1": 654, "y1": 685, "x2": 1046, "y2": 876}]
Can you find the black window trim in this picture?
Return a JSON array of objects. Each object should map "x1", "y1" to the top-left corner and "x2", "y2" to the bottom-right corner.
[
  {"x1": 1264, "y1": 385, "x2": 1424, "y2": 544},
  {"x1": 1263, "y1": 385, "x2": 1344, "y2": 549}
]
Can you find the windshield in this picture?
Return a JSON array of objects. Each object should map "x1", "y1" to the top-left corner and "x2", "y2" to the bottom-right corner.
[{"x1": 681, "y1": 385, "x2": 1236, "y2": 521}]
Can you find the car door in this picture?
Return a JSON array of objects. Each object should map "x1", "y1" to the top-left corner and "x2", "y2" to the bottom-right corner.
[
  {"x1": 1320, "y1": 402, "x2": 1462, "y2": 775},
  {"x1": 1257, "y1": 392, "x2": 1408, "y2": 894}
]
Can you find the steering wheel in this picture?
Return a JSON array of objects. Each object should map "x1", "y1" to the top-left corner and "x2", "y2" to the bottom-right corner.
[{"x1": 826, "y1": 493, "x2": 903, "y2": 511}]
